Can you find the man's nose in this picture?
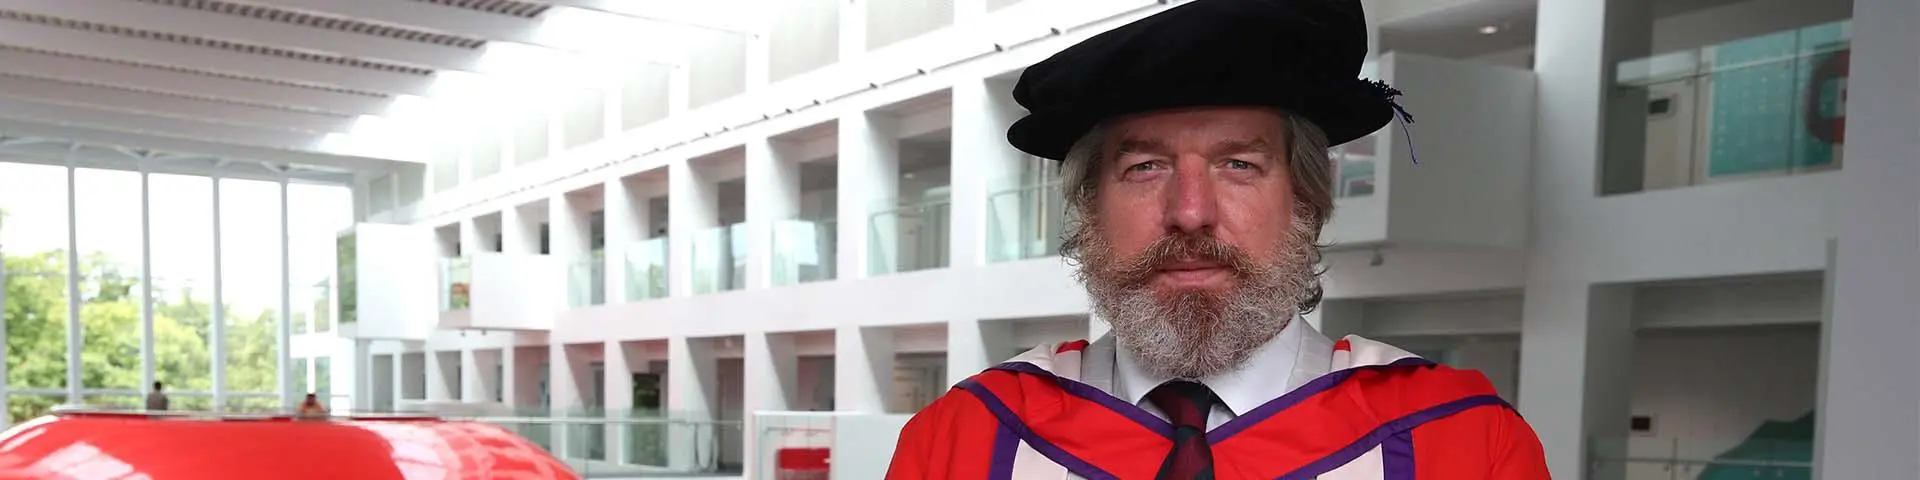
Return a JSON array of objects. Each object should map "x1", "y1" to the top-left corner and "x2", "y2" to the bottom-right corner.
[{"x1": 1163, "y1": 156, "x2": 1218, "y2": 234}]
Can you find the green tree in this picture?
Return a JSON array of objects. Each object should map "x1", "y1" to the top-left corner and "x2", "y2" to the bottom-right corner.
[{"x1": 5, "y1": 244, "x2": 285, "y2": 422}]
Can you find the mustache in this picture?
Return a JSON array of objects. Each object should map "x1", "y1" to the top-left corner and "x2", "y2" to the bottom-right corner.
[{"x1": 1101, "y1": 233, "x2": 1272, "y2": 287}]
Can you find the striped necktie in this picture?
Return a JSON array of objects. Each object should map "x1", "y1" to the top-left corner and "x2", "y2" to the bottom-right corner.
[{"x1": 1147, "y1": 380, "x2": 1218, "y2": 480}]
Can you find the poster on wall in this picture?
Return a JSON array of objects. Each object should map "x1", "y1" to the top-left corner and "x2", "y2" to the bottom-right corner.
[{"x1": 1707, "y1": 21, "x2": 1849, "y2": 178}]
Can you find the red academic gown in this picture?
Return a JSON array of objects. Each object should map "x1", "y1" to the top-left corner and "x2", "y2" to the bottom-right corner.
[{"x1": 886, "y1": 336, "x2": 1550, "y2": 479}]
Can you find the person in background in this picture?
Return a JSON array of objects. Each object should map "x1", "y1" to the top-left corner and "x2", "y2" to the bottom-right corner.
[
  {"x1": 297, "y1": 393, "x2": 328, "y2": 418},
  {"x1": 885, "y1": 0, "x2": 1548, "y2": 478},
  {"x1": 144, "y1": 381, "x2": 168, "y2": 411}
]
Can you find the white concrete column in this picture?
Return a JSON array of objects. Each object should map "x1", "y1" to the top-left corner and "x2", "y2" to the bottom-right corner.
[
  {"x1": 602, "y1": 79, "x2": 625, "y2": 139},
  {"x1": 743, "y1": 332, "x2": 798, "y2": 478},
  {"x1": 502, "y1": 204, "x2": 541, "y2": 255},
  {"x1": 1304, "y1": 299, "x2": 1364, "y2": 340},
  {"x1": 551, "y1": 193, "x2": 591, "y2": 260},
  {"x1": 946, "y1": 319, "x2": 1011, "y2": 386},
  {"x1": 551, "y1": 193, "x2": 591, "y2": 306},
  {"x1": 1814, "y1": 0, "x2": 1920, "y2": 475},
  {"x1": 604, "y1": 340, "x2": 640, "y2": 464},
  {"x1": 666, "y1": 337, "x2": 718, "y2": 471},
  {"x1": 839, "y1": 0, "x2": 867, "y2": 60},
  {"x1": 392, "y1": 351, "x2": 410, "y2": 403},
  {"x1": 834, "y1": 326, "x2": 895, "y2": 414},
  {"x1": 951, "y1": 77, "x2": 1033, "y2": 267},
  {"x1": 604, "y1": 179, "x2": 637, "y2": 303},
  {"x1": 208, "y1": 177, "x2": 225, "y2": 410},
  {"x1": 351, "y1": 339, "x2": 373, "y2": 411},
  {"x1": 548, "y1": 343, "x2": 592, "y2": 456},
  {"x1": 836, "y1": 112, "x2": 901, "y2": 278},
  {"x1": 1517, "y1": 284, "x2": 1635, "y2": 480},
  {"x1": 1522, "y1": 0, "x2": 1651, "y2": 476},
  {"x1": 460, "y1": 349, "x2": 485, "y2": 403},
  {"x1": 425, "y1": 350, "x2": 452, "y2": 401},
  {"x1": 669, "y1": 160, "x2": 720, "y2": 297},
  {"x1": 746, "y1": 138, "x2": 803, "y2": 289},
  {"x1": 953, "y1": 0, "x2": 987, "y2": 24},
  {"x1": 459, "y1": 219, "x2": 482, "y2": 257}
]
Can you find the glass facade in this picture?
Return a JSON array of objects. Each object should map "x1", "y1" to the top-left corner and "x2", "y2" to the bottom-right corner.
[{"x1": 0, "y1": 164, "x2": 351, "y2": 424}]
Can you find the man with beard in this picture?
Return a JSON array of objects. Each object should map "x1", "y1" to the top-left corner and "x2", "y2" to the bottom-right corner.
[{"x1": 884, "y1": 0, "x2": 1548, "y2": 479}]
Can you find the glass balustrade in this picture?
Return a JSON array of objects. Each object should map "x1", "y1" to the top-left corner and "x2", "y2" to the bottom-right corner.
[
  {"x1": 625, "y1": 238, "x2": 669, "y2": 302},
  {"x1": 1590, "y1": 432, "x2": 1814, "y2": 480},
  {"x1": 692, "y1": 223, "x2": 748, "y2": 294},
  {"x1": 772, "y1": 218, "x2": 838, "y2": 286},
  {"x1": 567, "y1": 250, "x2": 606, "y2": 308},
  {"x1": 439, "y1": 257, "x2": 472, "y2": 312},
  {"x1": 987, "y1": 180, "x2": 1067, "y2": 262},
  {"x1": 869, "y1": 196, "x2": 953, "y2": 276},
  {"x1": 1608, "y1": 19, "x2": 1850, "y2": 195}
]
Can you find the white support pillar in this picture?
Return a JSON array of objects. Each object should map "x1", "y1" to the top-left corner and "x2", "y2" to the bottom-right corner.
[
  {"x1": 139, "y1": 171, "x2": 154, "y2": 398},
  {"x1": 1814, "y1": 0, "x2": 1920, "y2": 475},
  {"x1": 604, "y1": 179, "x2": 637, "y2": 303},
  {"x1": 551, "y1": 193, "x2": 591, "y2": 305},
  {"x1": 548, "y1": 343, "x2": 585, "y2": 456},
  {"x1": 834, "y1": 326, "x2": 895, "y2": 414},
  {"x1": 746, "y1": 137, "x2": 802, "y2": 289},
  {"x1": 604, "y1": 340, "x2": 639, "y2": 464},
  {"x1": 278, "y1": 180, "x2": 293, "y2": 408},
  {"x1": 351, "y1": 339, "x2": 372, "y2": 411},
  {"x1": 424, "y1": 351, "x2": 449, "y2": 401},
  {"x1": 746, "y1": 30, "x2": 771, "y2": 92},
  {"x1": 503, "y1": 202, "x2": 544, "y2": 255},
  {"x1": 1517, "y1": 284, "x2": 1634, "y2": 480},
  {"x1": 839, "y1": 0, "x2": 867, "y2": 60},
  {"x1": 836, "y1": 112, "x2": 901, "y2": 278},
  {"x1": 953, "y1": 0, "x2": 987, "y2": 24},
  {"x1": 460, "y1": 349, "x2": 485, "y2": 402},
  {"x1": 210, "y1": 177, "x2": 227, "y2": 410},
  {"x1": 666, "y1": 337, "x2": 718, "y2": 471},
  {"x1": 742, "y1": 332, "x2": 797, "y2": 478},
  {"x1": 950, "y1": 77, "x2": 1031, "y2": 267},
  {"x1": 459, "y1": 219, "x2": 482, "y2": 257},
  {"x1": 64, "y1": 165, "x2": 80, "y2": 404},
  {"x1": 1521, "y1": 0, "x2": 1651, "y2": 477},
  {"x1": 946, "y1": 319, "x2": 1010, "y2": 387},
  {"x1": 669, "y1": 160, "x2": 719, "y2": 297}
]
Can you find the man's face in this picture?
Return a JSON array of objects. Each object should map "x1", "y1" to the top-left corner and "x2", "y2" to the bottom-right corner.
[{"x1": 1074, "y1": 106, "x2": 1322, "y2": 380}]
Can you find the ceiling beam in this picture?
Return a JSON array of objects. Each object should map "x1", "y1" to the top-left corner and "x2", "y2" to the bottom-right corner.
[
  {"x1": 0, "y1": 47, "x2": 393, "y2": 116},
  {"x1": 0, "y1": 18, "x2": 433, "y2": 95},
  {"x1": 0, "y1": 0, "x2": 484, "y2": 72},
  {"x1": 0, "y1": 148, "x2": 354, "y2": 185},
  {"x1": 0, "y1": 96, "x2": 339, "y2": 152},
  {"x1": 241, "y1": 0, "x2": 543, "y2": 44},
  {"x1": 0, "y1": 74, "x2": 357, "y2": 133},
  {"x1": 0, "y1": 117, "x2": 410, "y2": 174},
  {"x1": 241, "y1": 0, "x2": 687, "y2": 68},
  {"x1": 545, "y1": 0, "x2": 767, "y2": 36}
]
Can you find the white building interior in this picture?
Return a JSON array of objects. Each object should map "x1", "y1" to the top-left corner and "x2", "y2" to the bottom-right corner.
[{"x1": 0, "y1": 0, "x2": 1913, "y2": 479}]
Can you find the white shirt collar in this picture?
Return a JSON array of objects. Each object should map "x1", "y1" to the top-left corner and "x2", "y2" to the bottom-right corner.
[{"x1": 1114, "y1": 314, "x2": 1311, "y2": 417}]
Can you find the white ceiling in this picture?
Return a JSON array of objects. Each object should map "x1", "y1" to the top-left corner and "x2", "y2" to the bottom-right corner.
[{"x1": 0, "y1": 0, "x2": 751, "y2": 184}]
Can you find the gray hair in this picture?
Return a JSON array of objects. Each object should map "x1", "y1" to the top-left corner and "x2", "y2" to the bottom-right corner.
[{"x1": 1055, "y1": 111, "x2": 1336, "y2": 314}]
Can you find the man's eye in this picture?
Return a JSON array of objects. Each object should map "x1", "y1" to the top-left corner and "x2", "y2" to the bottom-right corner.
[
  {"x1": 1125, "y1": 162, "x2": 1164, "y2": 173},
  {"x1": 1224, "y1": 159, "x2": 1256, "y2": 170}
]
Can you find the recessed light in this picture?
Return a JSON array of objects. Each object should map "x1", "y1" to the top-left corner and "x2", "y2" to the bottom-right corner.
[{"x1": 1479, "y1": 25, "x2": 1500, "y2": 35}]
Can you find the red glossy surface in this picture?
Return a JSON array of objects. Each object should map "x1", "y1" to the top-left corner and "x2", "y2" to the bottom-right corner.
[{"x1": 0, "y1": 413, "x2": 578, "y2": 480}]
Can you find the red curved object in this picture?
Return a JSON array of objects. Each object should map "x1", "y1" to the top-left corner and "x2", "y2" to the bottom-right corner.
[{"x1": 0, "y1": 412, "x2": 579, "y2": 480}]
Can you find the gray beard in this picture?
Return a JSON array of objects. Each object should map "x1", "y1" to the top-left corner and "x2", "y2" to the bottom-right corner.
[{"x1": 1078, "y1": 217, "x2": 1321, "y2": 381}]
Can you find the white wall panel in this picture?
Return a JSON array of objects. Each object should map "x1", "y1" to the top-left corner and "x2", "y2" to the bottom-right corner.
[{"x1": 351, "y1": 223, "x2": 439, "y2": 340}]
